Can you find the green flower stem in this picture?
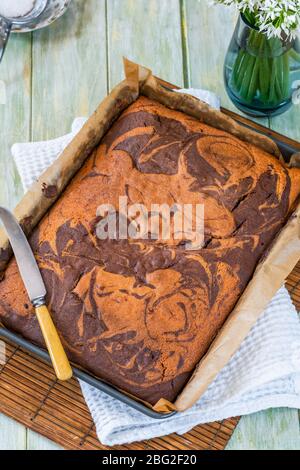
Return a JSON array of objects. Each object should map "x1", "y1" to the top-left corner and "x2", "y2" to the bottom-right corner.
[
  {"x1": 246, "y1": 56, "x2": 260, "y2": 102},
  {"x1": 269, "y1": 39, "x2": 290, "y2": 103},
  {"x1": 239, "y1": 55, "x2": 256, "y2": 100},
  {"x1": 233, "y1": 51, "x2": 250, "y2": 90},
  {"x1": 231, "y1": 29, "x2": 291, "y2": 107},
  {"x1": 269, "y1": 55, "x2": 278, "y2": 104},
  {"x1": 232, "y1": 29, "x2": 261, "y2": 95},
  {"x1": 246, "y1": 35, "x2": 267, "y2": 103},
  {"x1": 259, "y1": 34, "x2": 271, "y2": 102},
  {"x1": 282, "y1": 53, "x2": 290, "y2": 98},
  {"x1": 289, "y1": 48, "x2": 300, "y2": 63},
  {"x1": 276, "y1": 55, "x2": 284, "y2": 97},
  {"x1": 259, "y1": 54, "x2": 270, "y2": 101},
  {"x1": 232, "y1": 49, "x2": 245, "y2": 86}
]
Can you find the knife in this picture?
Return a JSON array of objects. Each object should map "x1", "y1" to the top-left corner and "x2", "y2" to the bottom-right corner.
[{"x1": 0, "y1": 206, "x2": 72, "y2": 381}]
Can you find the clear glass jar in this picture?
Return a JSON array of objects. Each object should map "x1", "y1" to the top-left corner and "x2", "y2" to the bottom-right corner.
[{"x1": 224, "y1": 14, "x2": 300, "y2": 117}]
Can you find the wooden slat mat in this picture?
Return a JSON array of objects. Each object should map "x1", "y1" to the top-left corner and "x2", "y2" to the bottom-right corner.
[
  {"x1": 1, "y1": 260, "x2": 299, "y2": 450},
  {"x1": 0, "y1": 342, "x2": 238, "y2": 450},
  {"x1": 286, "y1": 262, "x2": 300, "y2": 310}
]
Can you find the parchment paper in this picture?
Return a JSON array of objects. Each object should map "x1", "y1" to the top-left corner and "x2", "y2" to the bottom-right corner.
[
  {"x1": 1, "y1": 58, "x2": 299, "y2": 413},
  {"x1": 125, "y1": 59, "x2": 300, "y2": 412},
  {"x1": 0, "y1": 79, "x2": 138, "y2": 276}
]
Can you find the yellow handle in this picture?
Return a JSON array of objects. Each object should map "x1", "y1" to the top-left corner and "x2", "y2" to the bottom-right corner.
[{"x1": 35, "y1": 305, "x2": 73, "y2": 381}]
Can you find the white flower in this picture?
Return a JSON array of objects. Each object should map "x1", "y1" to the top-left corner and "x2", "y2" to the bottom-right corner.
[{"x1": 213, "y1": 0, "x2": 300, "y2": 39}]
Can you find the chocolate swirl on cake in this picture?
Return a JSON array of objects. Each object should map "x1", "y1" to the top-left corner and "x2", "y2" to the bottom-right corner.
[{"x1": 0, "y1": 97, "x2": 299, "y2": 404}]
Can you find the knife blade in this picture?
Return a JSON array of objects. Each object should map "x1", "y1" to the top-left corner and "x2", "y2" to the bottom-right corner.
[
  {"x1": 0, "y1": 206, "x2": 46, "y2": 302},
  {"x1": 0, "y1": 206, "x2": 73, "y2": 381}
]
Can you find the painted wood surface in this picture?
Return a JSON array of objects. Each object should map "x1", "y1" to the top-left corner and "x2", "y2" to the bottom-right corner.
[
  {"x1": 31, "y1": 0, "x2": 108, "y2": 140},
  {"x1": 0, "y1": 0, "x2": 299, "y2": 450},
  {"x1": 0, "y1": 32, "x2": 31, "y2": 211},
  {"x1": 107, "y1": 0, "x2": 184, "y2": 89}
]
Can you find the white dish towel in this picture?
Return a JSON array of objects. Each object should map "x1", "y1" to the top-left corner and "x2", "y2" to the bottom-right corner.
[{"x1": 11, "y1": 89, "x2": 300, "y2": 447}]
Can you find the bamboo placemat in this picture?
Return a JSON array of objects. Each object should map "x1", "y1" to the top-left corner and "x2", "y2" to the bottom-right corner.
[
  {"x1": 0, "y1": 261, "x2": 299, "y2": 450},
  {"x1": 0, "y1": 342, "x2": 238, "y2": 450}
]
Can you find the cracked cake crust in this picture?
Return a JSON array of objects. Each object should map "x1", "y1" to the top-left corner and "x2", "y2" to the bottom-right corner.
[{"x1": 0, "y1": 96, "x2": 300, "y2": 405}]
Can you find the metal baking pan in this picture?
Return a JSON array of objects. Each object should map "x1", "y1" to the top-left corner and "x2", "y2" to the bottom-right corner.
[
  {"x1": 0, "y1": 97, "x2": 299, "y2": 419},
  {"x1": 160, "y1": 80, "x2": 300, "y2": 162},
  {"x1": 0, "y1": 326, "x2": 176, "y2": 419}
]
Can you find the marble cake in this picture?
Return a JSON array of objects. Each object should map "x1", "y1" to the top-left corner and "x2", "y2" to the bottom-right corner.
[{"x1": 1, "y1": 97, "x2": 300, "y2": 405}]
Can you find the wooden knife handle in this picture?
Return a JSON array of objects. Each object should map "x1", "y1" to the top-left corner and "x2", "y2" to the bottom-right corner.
[{"x1": 35, "y1": 305, "x2": 73, "y2": 381}]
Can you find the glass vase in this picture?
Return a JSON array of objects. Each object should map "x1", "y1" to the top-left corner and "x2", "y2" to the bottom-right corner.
[{"x1": 224, "y1": 15, "x2": 300, "y2": 118}]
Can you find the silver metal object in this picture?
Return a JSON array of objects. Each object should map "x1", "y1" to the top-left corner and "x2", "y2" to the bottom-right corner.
[
  {"x1": 0, "y1": 0, "x2": 72, "y2": 64},
  {"x1": 0, "y1": 16, "x2": 11, "y2": 62},
  {"x1": 0, "y1": 0, "x2": 47, "y2": 63},
  {"x1": 0, "y1": 206, "x2": 46, "y2": 302}
]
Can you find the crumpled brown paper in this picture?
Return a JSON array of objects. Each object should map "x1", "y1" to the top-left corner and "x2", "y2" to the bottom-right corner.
[{"x1": 0, "y1": 58, "x2": 299, "y2": 413}]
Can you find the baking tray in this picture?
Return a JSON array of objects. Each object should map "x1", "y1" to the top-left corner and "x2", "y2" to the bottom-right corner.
[
  {"x1": 0, "y1": 326, "x2": 174, "y2": 419},
  {"x1": 0, "y1": 86, "x2": 299, "y2": 419}
]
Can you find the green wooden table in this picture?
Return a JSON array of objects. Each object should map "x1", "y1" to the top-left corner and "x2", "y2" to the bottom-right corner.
[{"x1": 0, "y1": 0, "x2": 299, "y2": 450}]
